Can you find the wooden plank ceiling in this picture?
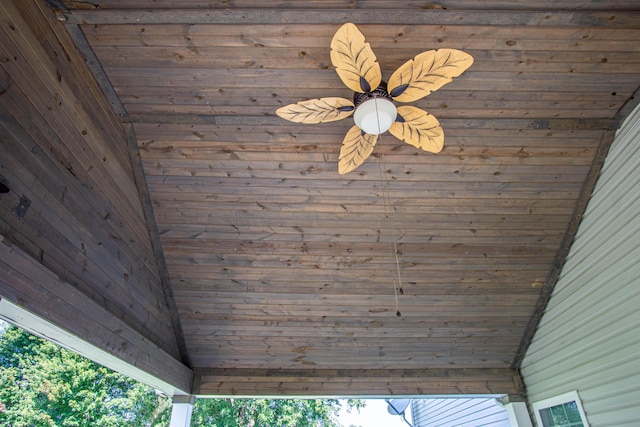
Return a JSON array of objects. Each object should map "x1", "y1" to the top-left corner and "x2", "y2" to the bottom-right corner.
[{"x1": 54, "y1": 1, "x2": 639, "y2": 395}]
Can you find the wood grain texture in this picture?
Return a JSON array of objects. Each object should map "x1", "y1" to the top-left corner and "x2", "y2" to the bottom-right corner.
[
  {"x1": 0, "y1": 0, "x2": 185, "y2": 362},
  {"x1": 194, "y1": 367, "x2": 522, "y2": 396},
  {"x1": 57, "y1": 0, "x2": 640, "y2": 11},
  {"x1": 61, "y1": 9, "x2": 640, "y2": 27},
  {"x1": 111, "y1": 0, "x2": 636, "y2": 385},
  {"x1": 0, "y1": 237, "x2": 193, "y2": 394},
  {"x1": 4, "y1": 0, "x2": 639, "y2": 396}
]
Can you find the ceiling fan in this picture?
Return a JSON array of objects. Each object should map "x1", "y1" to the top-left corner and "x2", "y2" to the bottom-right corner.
[{"x1": 276, "y1": 23, "x2": 474, "y2": 174}]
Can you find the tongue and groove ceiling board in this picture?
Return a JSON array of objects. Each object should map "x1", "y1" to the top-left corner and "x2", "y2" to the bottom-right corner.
[{"x1": 53, "y1": 1, "x2": 639, "y2": 395}]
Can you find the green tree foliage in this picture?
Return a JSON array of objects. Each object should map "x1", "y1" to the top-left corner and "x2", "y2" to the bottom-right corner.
[
  {"x1": 191, "y1": 398, "x2": 364, "y2": 427},
  {"x1": 0, "y1": 325, "x2": 171, "y2": 426},
  {"x1": 0, "y1": 325, "x2": 364, "y2": 426}
]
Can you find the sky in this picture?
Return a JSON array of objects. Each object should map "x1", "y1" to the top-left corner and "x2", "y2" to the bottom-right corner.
[{"x1": 337, "y1": 399, "x2": 412, "y2": 427}]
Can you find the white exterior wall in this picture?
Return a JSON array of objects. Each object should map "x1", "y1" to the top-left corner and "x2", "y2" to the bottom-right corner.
[
  {"x1": 411, "y1": 397, "x2": 510, "y2": 427},
  {"x1": 520, "y1": 104, "x2": 640, "y2": 426}
]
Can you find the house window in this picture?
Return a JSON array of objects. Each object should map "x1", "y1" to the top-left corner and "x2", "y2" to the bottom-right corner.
[{"x1": 532, "y1": 391, "x2": 589, "y2": 427}]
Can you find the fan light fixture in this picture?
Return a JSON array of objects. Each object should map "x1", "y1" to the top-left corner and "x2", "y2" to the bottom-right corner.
[
  {"x1": 353, "y1": 98, "x2": 397, "y2": 135},
  {"x1": 276, "y1": 23, "x2": 474, "y2": 174}
]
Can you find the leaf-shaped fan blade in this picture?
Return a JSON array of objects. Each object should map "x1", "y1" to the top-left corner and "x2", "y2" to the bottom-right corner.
[
  {"x1": 276, "y1": 97, "x2": 355, "y2": 124},
  {"x1": 330, "y1": 23, "x2": 382, "y2": 93},
  {"x1": 388, "y1": 106, "x2": 444, "y2": 153},
  {"x1": 388, "y1": 49, "x2": 473, "y2": 103},
  {"x1": 338, "y1": 125, "x2": 378, "y2": 174}
]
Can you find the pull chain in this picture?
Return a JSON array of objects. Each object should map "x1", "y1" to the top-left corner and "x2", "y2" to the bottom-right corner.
[
  {"x1": 373, "y1": 98, "x2": 403, "y2": 317},
  {"x1": 377, "y1": 149, "x2": 403, "y2": 317}
]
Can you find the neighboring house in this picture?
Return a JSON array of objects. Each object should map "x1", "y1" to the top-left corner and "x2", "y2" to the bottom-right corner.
[
  {"x1": 411, "y1": 397, "x2": 509, "y2": 427},
  {"x1": 520, "y1": 103, "x2": 640, "y2": 425}
]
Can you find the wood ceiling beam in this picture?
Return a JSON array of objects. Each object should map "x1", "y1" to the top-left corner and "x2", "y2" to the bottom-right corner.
[
  {"x1": 0, "y1": 235, "x2": 194, "y2": 394},
  {"x1": 123, "y1": 114, "x2": 618, "y2": 131},
  {"x1": 58, "y1": 9, "x2": 640, "y2": 27},
  {"x1": 511, "y1": 129, "x2": 617, "y2": 369},
  {"x1": 512, "y1": 88, "x2": 640, "y2": 368},
  {"x1": 193, "y1": 367, "x2": 524, "y2": 397},
  {"x1": 65, "y1": 23, "x2": 126, "y2": 118},
  {"x1": 121, "y1": 120, "x2": 192, "y2": 368}
]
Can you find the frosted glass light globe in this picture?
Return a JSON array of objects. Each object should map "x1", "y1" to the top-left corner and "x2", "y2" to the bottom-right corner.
[{"x1": 353, "y1": 98, "x2": 397, "y2": 135}]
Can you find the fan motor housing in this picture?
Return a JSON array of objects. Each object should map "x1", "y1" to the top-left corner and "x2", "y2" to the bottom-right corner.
[{"x1": 353, "y1": 81, "x2": 393, "y2": 107}]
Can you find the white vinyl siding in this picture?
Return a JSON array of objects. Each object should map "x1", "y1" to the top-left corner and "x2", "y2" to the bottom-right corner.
[
  {"x1": 411, "y1": 397, "x2": 510, "y2": 427},
  {"x1": 520, "y1": 103, "x2": 640, "y2": 427}
]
